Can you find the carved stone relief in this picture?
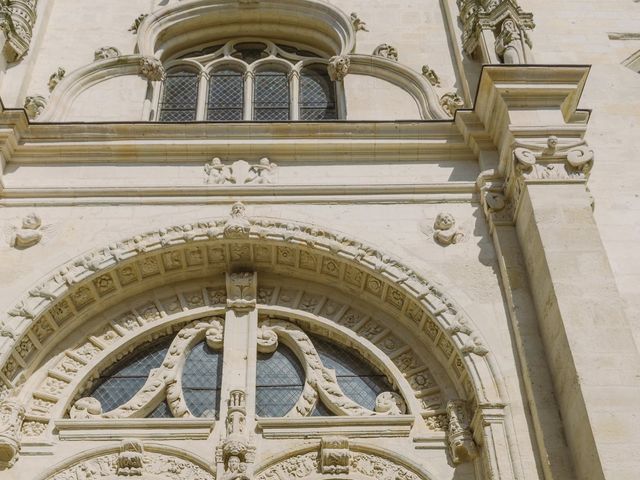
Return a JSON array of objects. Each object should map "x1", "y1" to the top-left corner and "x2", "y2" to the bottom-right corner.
[
  {"x1": 256, "y1": 449, "x2": 422, "y2": 480},
  {"x1": 94, "y1": 46, "x2": 121, "y2": 61},
  {"x1": 8, "y1": 213, "x2": 44, "y2": 249},
  {"x1": 439, "y1": 92, "x2": 464, "y2": 116},
  {"x1": 226, "y1": 272, "x2": 257, "y2": 311},
  {"x1": 48, "y1": 67, "x2": 66, "y2": 92},
  {"x1": 0, "y1": 0, "x2": 38, "y2": 62},
  {"x1": 319, "y1": 436, "x2": 350, "y2": 474},
  {"x1": 457, "y1": 0, "x2": 535, "y2": 64},
  {"x1": 433, "y1": 213, "x2": 464, "y2": 246},
  {"x1": 372, "y1": 44, "x2": 399, "y2": 61},
  {"x1": 217, "y1": 390, "x2": 254, "y2": 480},
  {"x1": 24, "y1": 95, "x2": 47, "y2": 119},
  {"x1": 447, "y1": 400, "x2": 478, "y2": 464},
  {"x1": 204, "y1": 157, "x2": 278, "y2": 185},
  {"x1": 0, "y1": 397, "x2": 25, "y2": 468},
  {"x1": 139, "y1": 56, "x2": 166, "y2": 81},
  {"x1": 421, "y1": 65, "x2": 441, "y2": 87},
  {"x1": 129, "y1": 14, "x2": 147, "y2": 34},
  {"x1": 47, "y1": 450, "x2": 214, "y2": 480},
  {"x1": 350, "y1": 12, "x2": 368, "y2": 32},
  {"x1": 327, "y1": 55, "x2": 350, "y2": 82}
]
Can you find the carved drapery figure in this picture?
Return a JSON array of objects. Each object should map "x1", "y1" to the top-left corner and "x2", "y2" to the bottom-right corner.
[
  {"x1": 457, "y1": 0, "x2": 534, "y2": 64},
  {"x1": 494, "y1": 18, "x2": 525, "y2": 64},
  {"x1": 447, "y1": 400, "x2": 478, "y2": 464},
  {"x1": 0, "y1": 397, "x2": 25, "y2": 468},
  {"x1": 204, "y1": 158, "x2": 277, "y2": 185}
]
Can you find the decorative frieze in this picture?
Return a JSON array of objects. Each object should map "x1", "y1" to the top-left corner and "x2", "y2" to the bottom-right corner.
[{"x1": 457, "y1": 0, "x2": 534, "y2": 64}]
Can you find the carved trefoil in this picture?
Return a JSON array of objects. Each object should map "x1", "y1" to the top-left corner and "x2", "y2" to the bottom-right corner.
[
  {"x1": 457, "y1": 0, "x2": 535, "y2": 64},
  {"x1": 447, "y1": 400, "x2": 478, "y2": 464},
  {"x1": 0, "y1": 398, "x2": 25, "y2": 468},
  {"x1": 320, "y1": 436, "x2": 350, "y2": 474}
]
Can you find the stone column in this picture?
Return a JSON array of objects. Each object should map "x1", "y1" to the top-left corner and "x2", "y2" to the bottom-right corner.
[{"x1": 460, "y1": 66, "x2": 640, "y2": 480}]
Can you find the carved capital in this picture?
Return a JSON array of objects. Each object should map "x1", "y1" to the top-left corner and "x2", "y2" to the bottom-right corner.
[
  {"x1": 226, "y1": 272, "x2": 257, "y2": 311},
  {"x1": 139, "y1": 56, "x2": 166, "y2": 82},
  {"x1": 320, "y1": 436, "x2": 350, "y2": 474},
  {"x1": 0, "y1": 398, "x2": 25, "y2": 468}
]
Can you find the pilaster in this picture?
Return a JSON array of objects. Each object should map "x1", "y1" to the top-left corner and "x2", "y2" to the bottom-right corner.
[{"x1": 461, "y1": 65, "x2": 640, "y2": 480}]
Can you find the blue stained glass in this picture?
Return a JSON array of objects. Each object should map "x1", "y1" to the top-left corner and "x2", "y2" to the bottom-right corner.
[
  {"x1": 312, "y1": 336, "x2": 392, "y2": 411},
  {"x1": 90, "y1": 338, "x2": 172, "y2": 413},
  {"x1": 300, "y1": 68, "x2": 337, "y2": 121},
  {"x1": 183, "y1": 341, "x2": 223, "y2": 418},
  {"x1": 256, "y1": 344, "x2": 305, "y2": 417}
]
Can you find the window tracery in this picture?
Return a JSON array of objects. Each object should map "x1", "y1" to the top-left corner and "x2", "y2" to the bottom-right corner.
[{"x1": 155, "y1": 39, "x2": 340, "y2": 122}]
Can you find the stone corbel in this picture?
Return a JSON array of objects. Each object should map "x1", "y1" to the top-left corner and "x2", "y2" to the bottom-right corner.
[
  {"x1": 320, "y1": 436, "x2": 350, "y2": 474},
  {"x1": 328, "y1": 55, "x2": 350, "y2": 82},
  {"x1": 139, "y1": 56, "x2": 166, "y2": 82},
  {"x1": 0, "y1": 397, "x2": 25, "y2": 469},
  {"x1": 446, "y1": 400, "x2": 478, "y2": 465}
]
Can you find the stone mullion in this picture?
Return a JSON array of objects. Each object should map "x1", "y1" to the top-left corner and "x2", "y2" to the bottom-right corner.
[
  {"x1": 514, "y1": 182, "x2": 640, "y2": 480},
  {"x1": 219, "y1": 272, "x2": 258, "y2": 423}
]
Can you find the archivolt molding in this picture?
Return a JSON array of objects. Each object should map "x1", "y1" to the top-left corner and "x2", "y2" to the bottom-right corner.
[
  {"x1": 136, "y1": 0, "x2": 356, "y2": 60},
  {"x1": 0, "y1": 209, "x2": 502, "y2": 425},
  {"x1": 255, "y1": 443, "x2": 435, "y2": 480},
  {"x1": 38, "y1": 442, "x2": 215, "y2": 480},
  {"x1": 348, "y1": 54, "x2": 449, "y2": 119},
  {"x1": 38, "y1": 55, "x2": 147, "y2": 122}
]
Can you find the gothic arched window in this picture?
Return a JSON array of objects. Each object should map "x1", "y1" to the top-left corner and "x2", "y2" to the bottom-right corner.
[
  {"x1": 153, "y1": 40, "x2": 344, "y2": 122},
  {"x1": 300, "y1": 66, "x2": 337, "y2": 120},
  {"x1": 253, "y1": 70, "x2": 290, "y2": 121},
  {"x1": 158, "y1": 68, "x2": 199, "y2": 122}
]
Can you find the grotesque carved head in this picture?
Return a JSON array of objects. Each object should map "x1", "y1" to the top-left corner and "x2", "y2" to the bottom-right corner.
[
  {"x1": 22, "y1": 213, "x2": 42, "y2": 230},
  {"x1": 434, "y1": 213, "x2": 456, "y2": 231}
]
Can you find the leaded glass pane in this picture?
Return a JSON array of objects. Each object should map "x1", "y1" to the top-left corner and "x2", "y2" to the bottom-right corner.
[
  {"x1": 182, "y1": 341, "x2": 223, "y2": 418},
  {"x1": 207, "y1": 70, "x2": 244, "y2": 121},
  {"x1": 300, "y1": 68, "x2": 337, "y2": 121},
  {"x1": 147, "y1": 400, "x2": 172, "y2": 418},
  {"x1": 312, "y1": 336, "x2": 392, "y2": 411},
  {"x1": 256, "y1": 344, "x2": 305, "y2": 417},
  {"x1": 159, "y1": 71, "x2": 198, "y2": 122},
  {"x1": 90, "y1": 338, "x2": 172, "y2": 413},
  {"x1": 254, "y1": 71, "x2": 290, "y2": 121}
]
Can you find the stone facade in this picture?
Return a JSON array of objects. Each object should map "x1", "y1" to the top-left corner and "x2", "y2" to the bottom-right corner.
[{"x1": 0, "y1": 1, "x2": 639, "y2": 480}]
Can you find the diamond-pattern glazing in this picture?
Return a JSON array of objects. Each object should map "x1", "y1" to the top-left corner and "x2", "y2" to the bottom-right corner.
[
  {"x1": 90, "y1": 338, "x2": 173, "y2": 412},
  {"x1": 256, "y1": 344, "x2": 305, "y2": 417},
  {"x1": 159, "y1": 72, "x2": 198, "y2": 122},
  {"x1": 183, "y1": 341, "x2": 223, "y2": 418},
  {"x1": 254, "y1": 72, "x2": 290, "y2": 121},
  {"x1": 147, "y1": 400, "x2": 172, "y2": 418},
  {"x1": 312, "y1": 336, "x2": 393, "y2": 411},
  {"x1": 300, "y1": 70, "x2": 337, "y2": 121},
  {"x1": 207, "y1": 70, "x2": 244, "y2": 121}
]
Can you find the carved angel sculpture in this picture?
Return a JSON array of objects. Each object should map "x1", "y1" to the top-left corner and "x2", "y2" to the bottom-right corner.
[
  {"x1": 433, "y1": 213, "x2": 464, "y2": 246},
  {"x1": 495, "y1": 19, "x2": 525, "y2": 64}
]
